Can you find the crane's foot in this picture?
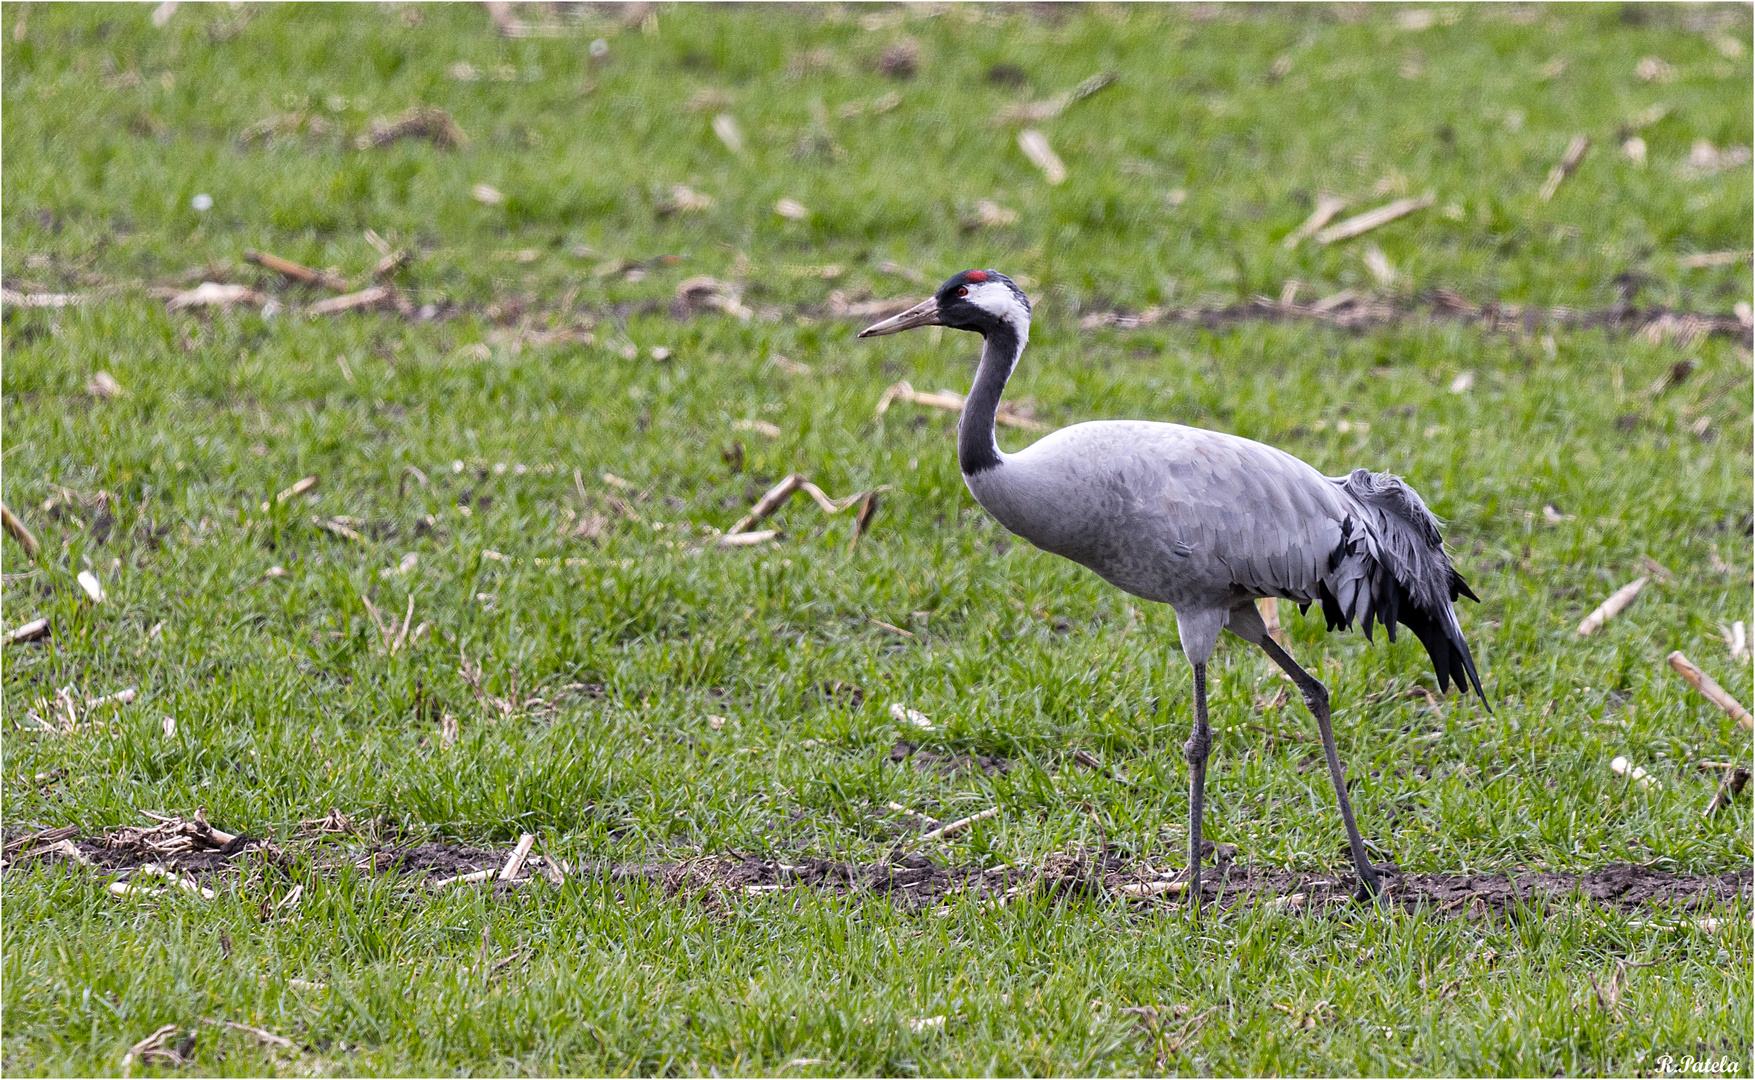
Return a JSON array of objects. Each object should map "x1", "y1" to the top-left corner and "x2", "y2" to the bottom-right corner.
[{"x1": 1351, "y1": 863, "x2": 1396, "y2": 904}]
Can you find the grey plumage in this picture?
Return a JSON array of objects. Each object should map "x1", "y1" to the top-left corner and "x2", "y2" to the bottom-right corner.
[
  {"x1": 859, "y1": 268, "x2": 1488, "y2": 908},
  {"x1": 968, "y1": 422, "x2": 1485, "y2": 702}
]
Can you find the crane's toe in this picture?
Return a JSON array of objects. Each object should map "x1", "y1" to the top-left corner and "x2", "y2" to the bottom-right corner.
[{"x1": 1351, "y1": 863, "x2": 1396, "y2": 904}]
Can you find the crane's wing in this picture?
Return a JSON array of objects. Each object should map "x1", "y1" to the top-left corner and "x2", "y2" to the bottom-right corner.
[
  {"x1": 985, "y1": 420, "x2": 1351, "y2": 605},
  {"x1": 984, "y1": 421, "x2": 1486, "y2": 703}
]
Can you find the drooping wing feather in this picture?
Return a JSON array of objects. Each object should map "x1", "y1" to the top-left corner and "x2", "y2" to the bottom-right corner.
[{"x1": 1324, "y1": 468, "x2": 1488, "y2": 705}]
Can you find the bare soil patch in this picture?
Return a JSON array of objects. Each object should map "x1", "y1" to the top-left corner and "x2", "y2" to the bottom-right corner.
[
  {"x1": 7, "y1": 826, "x2": 1747, "y2": 917},
  {"x1": 890, "y1": 739, "x2": 1012, "y2": 777}
]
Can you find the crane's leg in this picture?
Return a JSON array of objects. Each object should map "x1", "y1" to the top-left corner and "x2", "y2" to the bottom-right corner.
[
  {"x1": 1184, "y1": 660, "x2": 1212, "y2": 913},
  {"x1": 1255, "y1": 636, "x2": 1382, "y2": 900},
  {"x1": 1173, "y1": 608, "x2": 1227, "y2": 915}
]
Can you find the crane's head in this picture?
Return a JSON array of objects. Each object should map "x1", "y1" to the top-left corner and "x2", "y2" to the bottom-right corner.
[{"x1": 857, "y1": 270, "x2": 1031, "y2": 340}]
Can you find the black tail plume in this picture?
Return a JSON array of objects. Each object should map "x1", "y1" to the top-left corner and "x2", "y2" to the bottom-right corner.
[{"x1": 1323, "y1": 469, "x2": 1489, "y2": 708}]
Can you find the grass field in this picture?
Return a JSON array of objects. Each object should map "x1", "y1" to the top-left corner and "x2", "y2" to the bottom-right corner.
[{"x1": 3, "y1": 3, "x2": 1752, "y2": 1076}]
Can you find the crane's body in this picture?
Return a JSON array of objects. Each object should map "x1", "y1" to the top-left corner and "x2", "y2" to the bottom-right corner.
[
  {"x1": 972, "y1": 420, "x2": 1348, "y2": 608},
  {"x1": 861, "y1": 269, "x2": 1488, "y2": 908}
]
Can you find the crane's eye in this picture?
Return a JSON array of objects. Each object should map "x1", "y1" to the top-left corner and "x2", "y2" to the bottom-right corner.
[{"x1": 955, "y1": 286, "x2": 968, "y2": 297}]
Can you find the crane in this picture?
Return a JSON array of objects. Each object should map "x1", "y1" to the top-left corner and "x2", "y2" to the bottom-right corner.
[{"x1": 859, "y1": 269, "x2": 1487, "y2": 908}]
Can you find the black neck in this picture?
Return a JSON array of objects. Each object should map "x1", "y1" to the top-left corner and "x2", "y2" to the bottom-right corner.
[{"x1": 958, "y1": 320, "x2": 1024, "y2": 475}]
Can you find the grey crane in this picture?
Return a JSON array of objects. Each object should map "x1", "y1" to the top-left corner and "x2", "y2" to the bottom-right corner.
[{"x1": 859, "y1": 269, "x2": 1487, "y2": 908}]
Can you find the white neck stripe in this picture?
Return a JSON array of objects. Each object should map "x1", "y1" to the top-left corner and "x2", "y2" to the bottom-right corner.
[{"x1": 964, "y1": 280, "x2": 1030, "y2": 341}]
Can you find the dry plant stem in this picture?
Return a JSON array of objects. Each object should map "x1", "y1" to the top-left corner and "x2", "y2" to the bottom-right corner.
[
  {"x1": 108, "y1": 880, "x2": 164, "y2": 898},
  {"x1": 2, "y1": 502, "x2": 40, "y2": 558},
  {"x1": 797, "y1": 480, "x2": 869, "y2": 515},
  {"x1": 121, "y1": 1024, "x2": 183, "y2": 1072},
  {"x1": 87, "y1": 687, "x2": 137, "y2": 708},
  {"x1": 848, "y1": 490, "x2": 882, "y2": 550},
  {"x1": 992, "y1": 71, "x2": 1115, "y2": 123},
  {"x1": 877, "y1": 383, "x2": 967, "y2": 414},
  {"x1": 132, "y1": 809, "x2": 240, "y2": 847},
  {"x1": 1119, "y1": 880, "x2": 1187, "y2": 897},
  {"x1": 729, "y1": 474, "x2": 806, "y2": 534},
  {"x1": 1154, "y1": 1007, "x2": 1218, "y2": 1064},
  {"x1": 1577, "y1": 577, "x2": 1647, "y2": 636},
  {"x1": 868, "y1": 616, "x2": 914, "y2": 637},
  {"x1": 1072, "y1": 749, "x2": 1136, "y2": 789},
  {"x1": 1, "y1": 288, "x2": 84, "y2": 308},
  {"x1": 308, "y1": 286, "x2": 390, "y2": 315},
  {"x1": 1667, "y1": 651, "x2": 1753, "y2": 728},
  {"x1": 166, "y1": 281, "x2": 270, "y2": 310},
  {"x1": 909, "y1": 807, "x2": 1000, "y2": 847},
  {"x1": 1705, "y1": 767, "x2": 1751, "y2": 816},
  {"x1": 1017, "y1": 129, "x2": 1067, "y2": 184},
  {"x1": 1256, "y1": 597, "x2": 1288, "y2": 646},
  {"x1": 356, "y1": 106, "x2": 469, "y2": 148},
  {"x1": 276, "y1": 475, "x2": 319, "y2": 502},
  {"x1": 1638, "y1": 555, "x2": 1675, "y2": 584},
  {"x1": 202, "y1": 821, "x2": 239, "y2": 845},
  {"x1": 1309, "y1": 289, "x2": 1359, "y2": 313},
  {"x1": 244, "y1": 249, "x2": 347, "y2": 290},
  {"x1": 727, "y1": 474, "x2": 888, "y2": 535},
  {"x1": 46, "y1": 839, "x2": 91, "y2": 865},
  {"x1": 200, "y1": 1019, "x2": 296, "y2": 1050},
  {"x1": 195, "y1": 812, "x2": 238, "y2": 845},
  {"x1": 874, "y1": 380, "x2": 1046, "y2": 430},
  {"x1": 5, "y1": 617, "x2": 50, "y2": 644},
  {"x1": 1282, "y1": 194, "x2": 1348, "y2": 248},
  {"x1": 887, "y1": 801, "x2": 942, "y2": 828},
  {"x1": 1316, "y1": 194, "x2": 1436, "y2": 244},
  {"x1": 499, "y1": 833, "x2": 536, "y2": 881},
  {"x1": 4, "y1": 837, "x2": 89, "y2": 867},
  {"x1": 359, "y1": 592, "x2": 391, "y2": 650},
  {"x1": 316, "y1": 516, "x2": 365, "y2": 542},
  {"x1": 1538, "y1": 135, "x2": 1591, "y2": 202},
  {"x1": 539, "y1": 854, "x2": 567, "y2": 886},
  {"x1": 266, "y1": 883, "x2": 303, "y2": 914},
  {"x1": 1678, "y1": 250, "x2": 1752, "y2": 269},
  {"x1": 139, "y1": 863, "x2": 216, "y2": 899},
  {"x1": 4, "y1": 825, "x2": 80, "y2": 856},
  {"x1": 372, "y1": 249, "x2": 411, "y2": 278},
  {"x1": 434, "y1": 868, "x2": 495, "y2": 888},
  {"x1": 390, "y1": 595, "x2": 414, "y2": 655}
]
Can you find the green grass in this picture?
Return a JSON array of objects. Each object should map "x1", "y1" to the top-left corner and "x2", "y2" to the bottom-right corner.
[{"x1": 3, "y1": 3, "x2": 1751, "y2": 1076}]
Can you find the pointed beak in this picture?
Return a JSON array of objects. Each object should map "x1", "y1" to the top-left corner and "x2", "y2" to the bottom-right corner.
[{"x1": 857, "y1": 296, "x2": 940, "y2": 338}]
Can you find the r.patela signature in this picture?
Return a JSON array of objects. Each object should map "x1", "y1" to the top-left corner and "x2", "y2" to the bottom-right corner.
[{"x1": 1655, "y1": 1056, "x2": 1743, "y2": 1075}]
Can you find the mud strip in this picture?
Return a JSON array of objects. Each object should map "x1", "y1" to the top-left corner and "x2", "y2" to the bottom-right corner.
[
  {"x1": 1075, "y1": 291, "x2": 1752, "y2": 348},
  {"x1": 6, "y1": 281, "x2": 1749, "y2": 348},
  {"x1": 559, "y1": 855, "x2": 1751, "y2": 918},
  {"x1": 6, "y1": 827, "x2": 1748, "y2": 918}
]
